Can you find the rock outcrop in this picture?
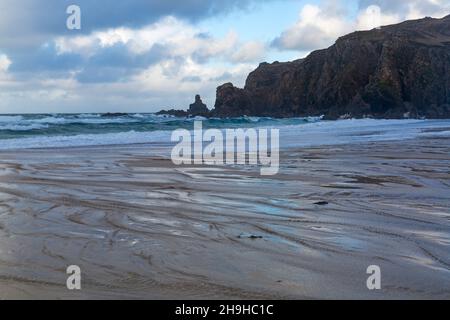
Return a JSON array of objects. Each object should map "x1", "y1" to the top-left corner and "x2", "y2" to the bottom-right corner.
[
  {"x1": 157, "y1": 94, "x2": 210, "y2": 117},
  {"x1": 188, "y1": 94, "x2": 209, "y2": 116},
  {"x1": 100, "y1": 113, "x2": 129, "y2": 118},
  {"x1": 155, "y1": 109, "x2": 189, "y2": 117},
  {"x1": 212, "y1": 15, "x2": 450, "y2": 119}
]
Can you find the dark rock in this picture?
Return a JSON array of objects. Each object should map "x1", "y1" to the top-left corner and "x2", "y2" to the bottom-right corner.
[
  {"x1": 100, "y1": 113, "x2": 129, "y2": 118},
  {"x1": 238, "y1": 234, "x2": 263, "y2": 239},
  {"x1": 155, "y1": 109, "x2": 188, "y2": 117},
  {"x1": 188, "y1": 94, "x2": 209, "y2": 117},
  {"x1": 157, "y1": 94, "x2": 210, "y2": 117},
  {"x1": 212, "y1": 15, "x2": 450, "y2": 119},
  {"x1": 211, "y1": 83, "x2": 253, "y2": 117}
]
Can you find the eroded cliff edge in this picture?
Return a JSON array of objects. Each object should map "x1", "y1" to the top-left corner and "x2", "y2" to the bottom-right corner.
[{"x1": 212, "y1": 15, "x2": 450, "y2": 119}]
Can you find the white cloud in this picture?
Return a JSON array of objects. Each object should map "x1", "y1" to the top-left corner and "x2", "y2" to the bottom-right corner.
[
  {"x1": 273, "y1": 4, "x2": 353, "y2": 51},
  {"x1": 231, "y1": 41, "x2": 266, "y2": 63},
  {"x1": 356, "y1": 5, "x2": 401, "y2": 30},
  {"x1": 37, "y1": 16, "x2": 264, "y2": 110},
  {"x1": 405, "y1": 0, "x2": 450, "y2": 20},
  {"x1": 0, "y1": 17, "x2": 261, "y2": 112},
  {"x1": 0, "y1": 54, "x2": 12, "y2": 73},
  {"x1": 54, "y1": 16, "x2": 249, "y2": 64},
  {"x1": 274, "y1": 1, "x2": 450, "y2": 52}
]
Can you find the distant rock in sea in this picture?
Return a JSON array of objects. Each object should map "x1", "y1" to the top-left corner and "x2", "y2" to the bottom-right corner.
[
  {"x1": 188, "y1": 94, "x2": 209, "y2": 117},
  {"x1": 100, "y1": 113, "x2": 129, "y2": 118},
  {"x1": 211, "y1": 15, "x2": 450, "y2": 119},
  {"x1": 155, "y1": 109, "x2": 189, "y2": 117},
  {"x1": 157, "y1": 94, "x2": 210, "y2": 117}
]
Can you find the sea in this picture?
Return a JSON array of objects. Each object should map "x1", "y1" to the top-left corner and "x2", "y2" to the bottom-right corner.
[{"x1": 0, "y1": 113, "x2": 450, "y2": 150}]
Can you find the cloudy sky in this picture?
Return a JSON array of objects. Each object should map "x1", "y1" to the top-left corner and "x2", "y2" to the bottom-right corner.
[{"x1": 0, "y1": 0, "x2": 449, "y2": 114}]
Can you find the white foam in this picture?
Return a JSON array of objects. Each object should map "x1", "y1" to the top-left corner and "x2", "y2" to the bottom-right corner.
[
  {"x1": 279, "y1": 119, "x2": 449, "y2": 148},
  {"x1": 0, "y1": 115, "x2": 23, "y2": 123},
  {"x1": 0, "y1": 123, "x2": 49, "y2": 131},
  {"x1": 30, "y1": 116, "x2": 140, "y2": 125},
  {"x1": 0, "y1": 130, "x2": 172, "y2": 150}
]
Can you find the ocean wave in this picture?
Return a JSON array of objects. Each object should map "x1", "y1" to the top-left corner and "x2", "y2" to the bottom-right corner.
[
  {"x1": 29, "y1": 116, "x2": 141, "y2": 125},
  {"x1": 0, "y1": 116, "x2": 449, "y2": 150},
  {"x1": 0, "y1": 130, "x2": 172, "y2": 150},
  {"x1": 0, "y1": 113, "x2": 316, "y2": 128},
  {"x1": 0, "y1": 123, "x2": 49, "y2": 131},
  {"x1": 0, "y1": 115, "x2": 24, "y2": 123}
]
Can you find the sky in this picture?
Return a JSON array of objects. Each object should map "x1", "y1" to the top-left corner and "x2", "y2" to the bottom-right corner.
[{"x1": 0, "y1": 0, "x2": 449, "y2": 114}]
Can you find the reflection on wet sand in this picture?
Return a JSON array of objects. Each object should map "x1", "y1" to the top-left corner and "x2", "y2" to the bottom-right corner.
[{"x1": 0, "y1": 137, "x2": 449, "y2": 299}]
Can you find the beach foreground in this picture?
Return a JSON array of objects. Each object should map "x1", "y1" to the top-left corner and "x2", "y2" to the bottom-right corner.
[{"x1": 0, "y1": 136, "x2": 449, "y2": 299}]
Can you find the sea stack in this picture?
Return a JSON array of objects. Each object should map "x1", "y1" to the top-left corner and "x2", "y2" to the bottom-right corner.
[
  {"x1": 156, "y1": 94, "x2": 210, "y2": 117},
  {"x1": 188, "y1": 94, "x2": 209, "y2": 117}
]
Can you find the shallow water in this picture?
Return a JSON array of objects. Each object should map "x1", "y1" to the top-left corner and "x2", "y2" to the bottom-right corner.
[{"x1": 0, "y1": 135, "x2": 449, "y2": 299}]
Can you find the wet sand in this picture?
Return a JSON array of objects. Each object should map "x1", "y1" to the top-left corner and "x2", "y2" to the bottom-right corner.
[{"x1": 0, "y1": 137, "x2": 449, "y2": 299}]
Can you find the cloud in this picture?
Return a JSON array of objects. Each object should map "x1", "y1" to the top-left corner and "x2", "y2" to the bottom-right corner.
[
  {"x1": 358, "y1": 0, "x2": 450, "y2": 19},
  {"x1": 356, "y1": 5, "x2": 401, "y2": 30},
  {"x1": 272, "y1": 0, "x2": 450, "y2": 52},
  {"x1": 210, "y1": 72, "x2": 234, "y2": 82},
  {"x1": 0, "y1": 54, "x2": 12, "y2": 73},
  {"x1": 74, "y1": 43, "x2": 168, "y2": 83},
  {"x1": 53, "y1": 17, "x2": 240, "y2": 62},
  {"x1": 231, "y1": 41, "x2": 266, "y2": 63},
  {"x1": 181, "y1": 76, "x2": 202, "y2": 83},
  {"x1": 0, "y1": 0, "x2": 282, "y2": 50},
  {"x1": 0, "y1": 14, "x2": 259, "y2": 112},
  {"x1": 272, "y1": 4, "x2": 353, "y2": 51},
  {"x1": 9, "y1": 43, "x2": 83, "y2": 74},
  {"x1": 12, "y1": 16, "x2": 264, "y2": 84},
  {"x1": 130, "y1": 59, "x2": 255, "y2": 105},
  {"x1": 0, "y1": 0, "x2": 277, "y2": 113}
]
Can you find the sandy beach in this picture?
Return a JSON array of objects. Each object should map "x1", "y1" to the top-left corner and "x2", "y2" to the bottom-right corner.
[{"x1": 0, "y1": 135, "x2": 449, "y2": 299}]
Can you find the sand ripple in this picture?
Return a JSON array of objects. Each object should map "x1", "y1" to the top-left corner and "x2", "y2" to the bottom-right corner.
[{"x1": 0, "y1": 140, "x2": 449, "y2": 299}]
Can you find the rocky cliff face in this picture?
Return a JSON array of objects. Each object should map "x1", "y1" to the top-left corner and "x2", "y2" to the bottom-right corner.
[{"x1": 212, "y1": 15, "x2": 450, "y2": 119}]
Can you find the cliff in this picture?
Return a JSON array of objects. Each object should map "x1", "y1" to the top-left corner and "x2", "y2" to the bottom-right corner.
[{"x1": 212, "y1": 15, "x2": 450, "y2": 119}]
